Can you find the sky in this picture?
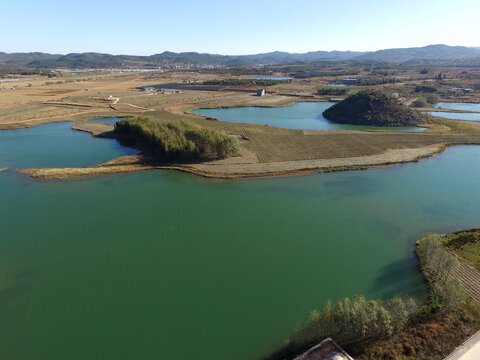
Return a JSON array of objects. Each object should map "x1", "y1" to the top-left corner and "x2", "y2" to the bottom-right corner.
[{"x1": 1, "y1": 0, "x2": 479, "y2": 55}]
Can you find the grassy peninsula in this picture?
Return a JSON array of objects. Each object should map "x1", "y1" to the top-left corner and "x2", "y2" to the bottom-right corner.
[
  {"x1": 114, "y1": 116, "x2": 239, "y2": 161},
  {"x1": 323, "y1": 91, "x2": 428, "y2": 127}
]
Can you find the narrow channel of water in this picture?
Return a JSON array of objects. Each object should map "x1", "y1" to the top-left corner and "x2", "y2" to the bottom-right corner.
[
  {"x1": 434, "y1": 102, "x2": 480, "y2": 112},
  {"x1": 427, "y1": 102, "x2": 480, "y2": 121},
  {"x1": 193, "y1": 102, "x2": 425, "y2": 131}
]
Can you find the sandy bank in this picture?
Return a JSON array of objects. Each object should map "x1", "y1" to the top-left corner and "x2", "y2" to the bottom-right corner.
[{"x1": 20, "y1": 145, "x2": 444, "y2": 180}]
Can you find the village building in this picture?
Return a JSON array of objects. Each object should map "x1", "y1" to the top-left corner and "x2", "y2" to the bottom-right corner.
[{"x1": 256, "y1": 89, "x2": 266, "y2": 96}]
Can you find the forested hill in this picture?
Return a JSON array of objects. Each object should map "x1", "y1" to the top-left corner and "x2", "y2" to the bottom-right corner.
[
  {"x1": 0, "y1": 50, "x2": 367, "y2": 69},
  {"x1": 322, "y1": 91, "x2": 428, "y2": 127},
  {"x1": 1, "y1": 45, "x2": 480, "y2": 69}
]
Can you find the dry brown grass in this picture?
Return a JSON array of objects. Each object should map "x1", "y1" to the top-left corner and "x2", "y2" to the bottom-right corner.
[{"x1": 5, "y1": 71, "x2": 480, "y2": 179}]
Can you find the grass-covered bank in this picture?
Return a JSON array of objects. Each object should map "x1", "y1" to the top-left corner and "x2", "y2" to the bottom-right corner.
[
  {"x1": 443, "y1": 229, "x2": 480, "y2": 271},
  {"x1": 263, "y1": 231, "x2": 480, "y2": 360},
  {"x1": 114, "y1": 116, "x2": 239, "y2": 162}
]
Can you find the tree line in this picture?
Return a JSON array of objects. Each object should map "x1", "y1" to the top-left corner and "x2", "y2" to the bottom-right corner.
[
  {"x1": 316, "y1": 87, "x2": 348, "y2": 96},
  {"x1": 355, "y1": 77, "x2": 399, "y2": 86},
  {"x1": 417, "y1": 233, "x2": 466, "y2": 311},
  {"x1": 114, "y1": 116, "x2": 238, "y2": 161},
  {"x1": 203, "y1": 78, "x2": 291, "y2": 86},
  {"x1": 288, "y1": 295, "x2": 418, "y2": 351}
]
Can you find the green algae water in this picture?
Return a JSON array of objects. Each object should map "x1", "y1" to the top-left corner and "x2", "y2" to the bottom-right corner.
[
  {"x1": 193, "y1": 102, "x2": 426, "y2": 131},
  {"x1": 1, "y1": 122, "x2": 480, "y2": 360}
]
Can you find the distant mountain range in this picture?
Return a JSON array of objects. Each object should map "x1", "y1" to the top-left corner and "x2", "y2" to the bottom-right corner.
[{"x1": 1, "y1": 45, "x2": 480, "y2": 69}]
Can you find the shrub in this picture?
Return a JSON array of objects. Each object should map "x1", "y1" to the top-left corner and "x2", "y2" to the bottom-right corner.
[
  {"x1": 316, "y1": 87, "x2": 347, "y2": 96},
  {"x1": 424, "y1": 93, "x2": 440, "y2": 104},
  {"x1": 436, "y1": 278, "x2": 466, "y2": 310},
  {"x1": 412, "y1": 97, "x2": 427, "y2": 108}
]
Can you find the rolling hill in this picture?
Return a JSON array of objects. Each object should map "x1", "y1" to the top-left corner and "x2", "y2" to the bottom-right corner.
[{"x1": 1, "y1": 45, "x2": 479, "y2": 69}]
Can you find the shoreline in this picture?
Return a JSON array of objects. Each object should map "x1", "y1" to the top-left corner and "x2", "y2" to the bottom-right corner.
[
  {"x1": 7, "y1": 99, "x2": 480, "y2": 181},
  {"x1": 19, "y1": 144, "x2": 446, "y2": 180}
]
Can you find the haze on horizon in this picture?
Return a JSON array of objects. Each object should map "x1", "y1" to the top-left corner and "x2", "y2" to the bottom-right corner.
[{"x1": 2, "y1": 0, "x2": 479, "y2": 56}]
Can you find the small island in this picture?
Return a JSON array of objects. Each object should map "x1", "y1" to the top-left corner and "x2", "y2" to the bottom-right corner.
[{"x1": 323, "y1": 91, "x2": 428, "y2": 127}]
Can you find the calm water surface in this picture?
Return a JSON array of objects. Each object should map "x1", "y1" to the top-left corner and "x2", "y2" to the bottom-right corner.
[
  {"x1": 427, "y1": 102, "x2": 480, "y2": 121},
  {"x1": 1, "y1": 122, "x2": 480, "y2": 360},
  {"x1": 0, "y1": 122, "x2": 137, "y2": 168},
  {"x1": 193, "y1": 102, "x2": 425, "y2": 131},
  {"x1": 434, "y1": 102, "x2": 480, "y2": 112},
  {"x1": 426, "y1": 112, "x2": 480, "y2": 121}
]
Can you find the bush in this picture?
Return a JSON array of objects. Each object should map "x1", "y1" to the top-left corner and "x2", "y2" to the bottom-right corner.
[
  {"x1": 424, "y1": 93, "x2": 440, "y2": 104},
  {"x1": 415, "y1": 85, "x2": 437, "y2": 93},
  {"x1": 115, "y1": 117, "x2": 239, "y2": 161},
  {"x1": 436, "y1": 278, "x2": 466, "y2": 310},
  {"x1": 316, "y1": 87, "x2": 347, "y2": 96},
  {"x1": 412, "y1": 97, "x2": 427, "y2": 107}
]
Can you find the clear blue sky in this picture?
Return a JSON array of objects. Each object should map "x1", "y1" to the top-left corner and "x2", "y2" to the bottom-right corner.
[{"x1": 2, "y1": 0, "x2": 479, "y2": 55}]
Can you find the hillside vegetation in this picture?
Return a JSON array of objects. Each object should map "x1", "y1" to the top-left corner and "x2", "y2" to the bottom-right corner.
[
  {"x1": 115, "y1": 117, "x2": 238, "y2": 161},
  {"x1": 323, "y1": 91, "x2": 428, "y2": 126}
]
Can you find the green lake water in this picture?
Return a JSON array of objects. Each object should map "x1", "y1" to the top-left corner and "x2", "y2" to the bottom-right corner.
[
  {"x1": 193, "y1": 102, "x2": 426, "y2": 131},
  {"x1": 1, "y1": 122, "x2": 480, "y2": 360}
]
